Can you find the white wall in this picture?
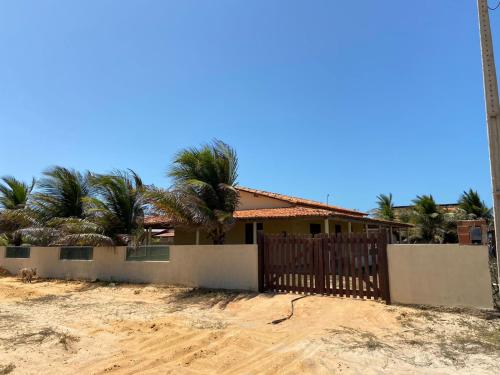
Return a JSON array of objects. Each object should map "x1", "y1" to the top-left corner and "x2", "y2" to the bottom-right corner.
[
  {"x1": 387, "y1": 244, "x2": 493, "y2": 309},
  {"x1": 0, "y1": 245, "x2": 258, "y2": 292}
]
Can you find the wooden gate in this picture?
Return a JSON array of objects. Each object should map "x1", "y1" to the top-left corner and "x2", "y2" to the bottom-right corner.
[{"x1": 258, "y1": 232, "x2": 391, "y2": 303}]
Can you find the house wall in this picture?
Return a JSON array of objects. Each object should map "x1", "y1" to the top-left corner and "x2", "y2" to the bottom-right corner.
[
  {"x1": 174, "y1": 219, "x2": 367, "y2": 245},
  {"x1": 237, "y1": 190, "x2": 293, "y2": 210},
  {"x1": 387, "y1": 244, "x2": 493, "y2": 309},
  {"x1": 0, "y1": 245, "x2": 258, "y2": 291}
]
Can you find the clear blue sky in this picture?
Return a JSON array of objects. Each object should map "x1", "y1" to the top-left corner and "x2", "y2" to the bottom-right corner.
[{"x1": 0, "y1": 1, "x2": 498, "y2": 211}]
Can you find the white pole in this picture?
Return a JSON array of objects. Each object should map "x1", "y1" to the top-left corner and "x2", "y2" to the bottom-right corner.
[
  {"x1": 195, "y1": 229, "x2": 200, "y2": 245},
  {"x1": 253, "y1": 221, "x2": 258, "y2": 244},
  {"x1": 324, "y1": 219, "x2": 330, "y2": 234},
  {"x1": 478, "y1": 0, "x2": 500, "y2": 283}
]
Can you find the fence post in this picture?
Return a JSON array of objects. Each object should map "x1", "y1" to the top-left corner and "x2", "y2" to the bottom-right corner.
[
  {"x1": 314, "y1": 236, "x2": 325, "y2": 294},
  {"x1": 257, "y1": 231, "x2": 265, "y2": 293},
  {"x1": 379, "y1": 231, "x2": 391, "y2": 304}
]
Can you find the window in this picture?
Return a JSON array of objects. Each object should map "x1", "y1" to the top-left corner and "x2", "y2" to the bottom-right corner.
[
  {"x1": 245, "y1": 223, "x2": 264, "y2": 244},
  {"x1": 470, "y1": 227, "x2": 482, "y2": 245},
  {"x1": 310, "y1": 223, "x2": 321, "y2": 236},
  {"x1": 335, "y1": 224, "x2": 342, "y2": 234},
  {"x1": 60, "y1": 247, "x2": 93, "y2": 260},
  {"x1": 5, "y1": 246, "x2": 30, "y2": 258},
  {"x1": 126, "y1": 246, "x2": 169, "y2": 261}
]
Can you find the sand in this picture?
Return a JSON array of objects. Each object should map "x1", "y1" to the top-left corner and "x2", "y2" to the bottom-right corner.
[{"x1": 0, "y1": 275, "x2": 499, "y2": 374}]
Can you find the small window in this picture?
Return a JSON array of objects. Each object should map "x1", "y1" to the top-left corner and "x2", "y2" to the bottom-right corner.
[
  {"x1": 310, "y1": 223, "x2": 321, "y2": 236},
  {"x1": 60, "y1": 247, "x2": 93, "y2": 260},
  {"x1": 257, "y1": 223, "x2": 263, "y2": 231},
  {"x1": 5, "y1": 246, "x2": 30, "y2": 258},
  {"x1": 126, "y1": 246, "x2": 169, "y2": 261},
  {"x1": 335, "y1": 224, "x2": 342, "y2": 234},
  {"x1": 470, "y1": 227, "x2": 482, "y2": 244}
]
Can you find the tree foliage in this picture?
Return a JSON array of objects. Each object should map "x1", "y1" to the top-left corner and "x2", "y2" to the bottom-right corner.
[
  {"x1": 147, "y1": 140, "x2": 239, "y2": 244},
  {"x1": 374, "y1": 193, "x2": 395, "y2": 221},
  {"x1": 87, "y1": 169, "x2": 146, "y2": 245},
  {"x1": 458, "y1": 189, "x2": 492, "y2": 221},
  {"x1": 33, "y1": 166, "x2": 91, "y2": 221},
  {"x1": 0, "y1": 176, "x2": 35, "y2": 210}
]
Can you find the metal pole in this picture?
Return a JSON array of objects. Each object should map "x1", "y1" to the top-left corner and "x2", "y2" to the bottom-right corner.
[{"x1": 478, "y1": 0, "x2": 500, "y2": 283}]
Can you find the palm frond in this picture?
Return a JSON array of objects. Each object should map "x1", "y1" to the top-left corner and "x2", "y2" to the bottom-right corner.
[
  {"x1": 51, "y1": 233, "x2": 114, "y2": 247},
  {"x1": 0, "y1": 176, "x2": 36, "y2": 210},
  {"x1": 32, "y1": 166, "x2": 91, "y2": 220}
]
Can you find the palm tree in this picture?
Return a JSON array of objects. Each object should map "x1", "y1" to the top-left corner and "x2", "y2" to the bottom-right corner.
[
  {"x1": 147, "y1": 140, "x2": 239, "y2": 244},
  {"x1": 9, "y1": 216, "x2": 113, "y2": 246},
  {"x1": 374, "y1": 193, "x2": 395, "y2": 221},
  {"x1": 87, "y1": 169, "x2": 146, "y2": 244},
  {"x1": 412, "y1": 195, "x2": 445, "y2": 243},
  {"x1": 458, "y1": 189, "x2": 492, "y2": 220},
  {"x1": 32, "y1": 166, "x2": 91, "y2": 220},
  {"x1": 0, "y1": 176, "x2": 35, "y2": 210}
]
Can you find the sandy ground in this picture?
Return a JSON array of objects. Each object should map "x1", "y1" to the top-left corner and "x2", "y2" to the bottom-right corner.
[{"x1": 0, "y1": 275, "x2": 499, "y2": 375}]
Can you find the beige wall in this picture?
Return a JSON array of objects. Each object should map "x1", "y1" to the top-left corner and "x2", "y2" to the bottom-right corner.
[
  {"x1": 387, "y1": 244, "x2": 493, "y2": 309},
  {"x1": 237, "y1": 190, "x2": 292, "y2": 210},
  {"x1": 0, "y1": 245, "x2": 258, "y2": 291}
]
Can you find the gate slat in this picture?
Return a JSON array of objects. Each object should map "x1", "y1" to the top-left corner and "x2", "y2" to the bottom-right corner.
[
  {"x1": 372, "y1": 234, "x2": 380, "y2": 299},
  {"x1": 363, "y1": 234, "x2": 371, "y2": 299},
  {"x1": 348, "y1": 233, "x2": 355, "y2": 298},
  {"x1": 339, "y1": 233, "x2": 345, "y2": 297},
  {"x1": 352, "y1": 234, "x2": 359, "y2": 298},
  {"x1": 331, "y1": 234, "x2": 337, "y2": 296},
  {"x1": 357, "y1": 234, "x2": 365, "y2": 299}
]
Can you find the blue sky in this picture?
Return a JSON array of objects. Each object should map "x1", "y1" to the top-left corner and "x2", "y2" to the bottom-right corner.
[{"x1": 0, "y1": 1, "x2": 498, "y2": 211}]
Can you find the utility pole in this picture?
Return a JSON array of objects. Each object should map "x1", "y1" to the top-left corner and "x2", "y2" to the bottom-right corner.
[{"x1": 478, "y1": 0, "x2": 500, "y2": 283}]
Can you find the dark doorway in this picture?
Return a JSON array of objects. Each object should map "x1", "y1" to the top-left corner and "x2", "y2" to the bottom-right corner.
[
  {"x1": 245, "y1": 223, "x2": 264, "y2": 244},
  {"x1": 310, "y1": 223, "x2": 321, "y2": 236}
]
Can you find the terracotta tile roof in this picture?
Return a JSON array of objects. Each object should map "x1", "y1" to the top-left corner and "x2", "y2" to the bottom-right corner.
[
  {"x1": 233, "y1": 207, "x2": 412, "y2": 227},
  {"x1": 234, "y1": 206, "x2": 333, "y2": 219},
  {"x1": 236, "y1": 186, "x2": 366, "y2": 217},
  {"x1": 144, "y1": 209, "x2": 411, "y2": 228},
  {"x1": 144, "y1": 215, "x2": 173, "y2": 226}
]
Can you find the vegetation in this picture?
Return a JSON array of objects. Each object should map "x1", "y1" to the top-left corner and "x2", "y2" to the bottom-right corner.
[
  {"x1": 32, "y1": 167, "x2": 91, "y2": 221},
  {"x1": 87, "y1": 169, "x2": 146, "y2": 245},
  {"x1": 0, "y1": 167, "x2": 148, "y2": 246},
  {"x1": 374, "y1": 193, "x2": 395, "y2": 221},
  {"x1": 373, "y1": 190, "x2": 491, "y2": 244},
  {"x1": 0, "y1": 176, "x2": 35, "y2": 210},
  {"x1": 458, "y1": 189, "x2": 492, "y2": 221},
  {"x1": 147, "y1": 140, "x2": 239, "y2": 244}
]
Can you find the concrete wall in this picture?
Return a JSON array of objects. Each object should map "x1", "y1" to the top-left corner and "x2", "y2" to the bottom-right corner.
[
  {"x1": 387, "y1": 244, "x2": 493, "y2": 309},
  {"x1": 0, "y1": 245, "x2": 258, "y2": 291}
]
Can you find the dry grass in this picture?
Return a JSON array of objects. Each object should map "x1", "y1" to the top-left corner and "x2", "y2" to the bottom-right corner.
[
  {"x1": 0, "y1": 363, "x2": 15, "y2": 375},
  {"x1": 7, "y1": 327, "x2": 79, "y2": 351}
]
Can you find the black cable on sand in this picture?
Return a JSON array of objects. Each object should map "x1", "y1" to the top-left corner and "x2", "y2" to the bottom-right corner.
[{"x1": 269, "y1": 295, "x2": 308, "y2": 325}]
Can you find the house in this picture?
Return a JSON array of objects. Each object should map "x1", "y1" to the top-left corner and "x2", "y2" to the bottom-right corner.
[{"x1": 145, "y1": 186, "x2": 411, "y2": 245}]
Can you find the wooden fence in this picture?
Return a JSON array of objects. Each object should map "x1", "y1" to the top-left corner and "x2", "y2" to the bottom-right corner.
[{"x1": 258, "y1": 232, "x2": 391, "y2": 303}]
